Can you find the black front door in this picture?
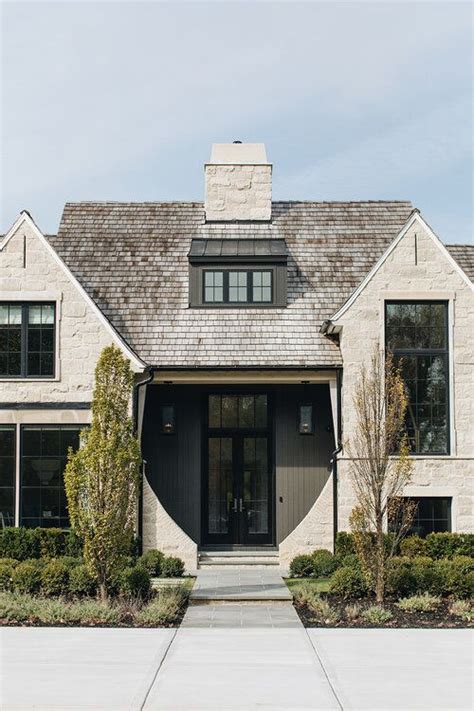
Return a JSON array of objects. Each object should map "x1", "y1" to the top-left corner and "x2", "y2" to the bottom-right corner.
[{"x1": 203, "y1": 393, "x2": 273, "y2": 545}]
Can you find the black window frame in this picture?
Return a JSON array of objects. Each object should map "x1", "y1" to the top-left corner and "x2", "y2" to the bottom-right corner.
[
  {"x1": 385, "y1": 300, "x2": 450, "y2": 456},
  {"x1": 390, "y1": 496, "x2": 452, "y2": 538},
  {"x1": 19, "y1": 424, "x2": 84, "y2": 529},
  {"x1": 203, "y1": 269, "x2": 273, "y2": 305},
  {"x1": 0, "y1": 302, "x2": 56, "y2": 379},
  {"x1": 0, "y1": 424, "x2": 16, "y2": 527}
]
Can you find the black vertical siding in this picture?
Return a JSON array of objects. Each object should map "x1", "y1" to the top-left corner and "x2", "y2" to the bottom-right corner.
[
  {"x1": 142, "y1": 384, "x2": 333, "y2": 547},
  {"x1": 275, "y1": 385, "x2": 333, "y2": 544},
  {"x1": 142, "y1": 386, "x2": 202, "y2": 543}
]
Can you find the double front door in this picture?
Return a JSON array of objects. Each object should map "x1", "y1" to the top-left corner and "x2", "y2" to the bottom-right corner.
[{"x1": 203, "y1": 393, "x2": 273, "y2": 545}]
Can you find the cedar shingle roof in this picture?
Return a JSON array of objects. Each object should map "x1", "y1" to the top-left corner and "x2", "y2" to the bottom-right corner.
[
  {"x1": 48, "y1": 200, "x2": 436, "y2": 367},
  {"x1": 445, "y1": 244, "x2": 474, "y2": 282}
]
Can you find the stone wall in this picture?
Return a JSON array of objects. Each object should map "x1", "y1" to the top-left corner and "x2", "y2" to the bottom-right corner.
[
  {"x1": 335, "y1": 216, "x2": 474, "y2": 534},
  {"x1": 142, "y1": 477, "x2": 198, "y2": 572},
  {"x1": 205, "y1": 164, "x2": 272, "y2": 221},
  {"x1": 279, "y1": 476, "x2": 334, "y2": 567},
  {"x1": 0, "y1": 217, "x2": 132, "y2": 407}
]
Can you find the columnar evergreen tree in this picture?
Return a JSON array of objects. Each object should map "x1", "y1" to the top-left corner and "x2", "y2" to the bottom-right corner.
[
  {"x1": 347, "y1": 349, "x2": 415, "y2": 603},
  {"x1": 64, "y1": 344, "x2": 141, "y2": 600}
]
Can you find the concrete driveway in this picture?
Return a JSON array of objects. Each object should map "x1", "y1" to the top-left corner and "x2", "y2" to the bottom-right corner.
[{"x1": 0, "y1": 627, "x2": 472, "y2": 710}]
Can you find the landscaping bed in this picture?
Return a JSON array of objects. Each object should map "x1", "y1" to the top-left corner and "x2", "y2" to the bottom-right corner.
[
  {"x1": 290, "y1": 586, "x2": 473, "y2": 629},
  {"x1": 286, "y1": 531, "x2": 474, "y2": 629},
  {"x1": 0, "y1": 528, "x2": 192, "y2": 628},
  {"x1": 0, "y1": 579, "x2": 193, "y2": 628}
]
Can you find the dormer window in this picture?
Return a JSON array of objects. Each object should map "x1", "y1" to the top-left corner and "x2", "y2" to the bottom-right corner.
[
  {"x1": 189, "y1": 239, "x2": 287, "y2": 308},
  {"x1": 203, "y1": 270, "x2": 273, "y2": 304}
]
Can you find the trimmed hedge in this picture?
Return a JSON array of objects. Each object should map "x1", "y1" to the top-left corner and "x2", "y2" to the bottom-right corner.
[
  {"x1": 289, "y1": 554, "x2": 315, "y2": 578},
  {"x1": 119, "y1": 566, "x2": 151, "y2": 599},
  {"x1": 11, "y1": 560, "x2": 43, "y2": 594},
  {"x1": 330, "y1": 566, "x2": 368, "y2": 598},
  {"x1": 425, "y1": 533, "x2": 474, "y2": 559},
  {"x1": 41, "y1": 560, "x2": 70, "y2": 596},
  {"x1": 312, "y1": 550, "x2": 338, "y2": 577},
  {"x1": 138, "y1": 550, "x2": 165, "y2": 577},
  {"x1": 161, "y1": 556, "x2": 185, "y2": 578},
  {"x1": 69, "y1": 565, "x2": 97, "y2": 597}
]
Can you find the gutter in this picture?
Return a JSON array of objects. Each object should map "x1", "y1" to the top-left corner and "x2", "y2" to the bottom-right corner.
[
  {"x1": 133, "y1": 367, "x2": 154, "y2": 550},
  {"x1": 330, "y1": 368, "x2": 343, "y2": 553}
]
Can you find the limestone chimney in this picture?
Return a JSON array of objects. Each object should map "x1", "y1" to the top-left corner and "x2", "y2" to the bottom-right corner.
[{"x1": 205, "y1": 142, "x2": 272, "y2": 222}]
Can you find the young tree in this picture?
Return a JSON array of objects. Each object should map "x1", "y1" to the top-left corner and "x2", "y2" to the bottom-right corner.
[
  {"x1": 347, "y1": 349, "x2": 415, "y2": 603},
  {"x1": 64, "y1": 344, "x2": 141, "y2": 600}
]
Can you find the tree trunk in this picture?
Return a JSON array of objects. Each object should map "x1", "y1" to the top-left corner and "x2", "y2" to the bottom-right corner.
[
  {"x1": 375, "y1": 519, "x2": 385, "y2": 603},
  {"x1": 99, "y1": 581, "x2": 108, "y2": 602}
]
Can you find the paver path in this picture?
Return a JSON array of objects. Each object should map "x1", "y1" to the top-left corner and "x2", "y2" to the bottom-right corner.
[
  {"x1": 190, "y1": 567, "x2": 292, "y2": 601},
  {"x1": 182, "y1": 601, "x2": 301, "y2": 628}
]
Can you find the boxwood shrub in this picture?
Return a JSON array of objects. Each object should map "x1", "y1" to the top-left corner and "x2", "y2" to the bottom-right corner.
[
  {"x1": 425, "y1": 533, "x2": 474, "y2": 559},
  {"x1": 41, "y1": 560, "x2": 70, "y2": 596},
  {"x1": 69, "y1": 565, "x2": 97, "y2": 597},
  {"x1": 161, "y1": 556, "x2": 185, "y2": 578},
  {"x1": 329, "y1": 566, "x2": 368, "y2": 598},
  {"x1": 137, "y1": 549, "x2": 165, "y2": 577},
  {"x1": 0, "y1": 528, "x2": 39, "y2": 560},
  {"x1": 0, "y1": 562, "x2": 15, "y2": 592},
  {"x1": 119, "y1": 566, "x2": 151, "y2": 599},
  {"x1": 12, "y1": 560, "x2": 43, "y2": 594},
  {"x1": 289, "y1": 554, "x2": 315, "y2": 578},
  {"x1": 312, "y1": 550, "x2": 339, "y2": 577},
  {"x1": 400, "y1": 535, "x2": 427, "y2": 558},
  {"x1": 335, "y1": 532, "x2": 355, "y2": 557}
]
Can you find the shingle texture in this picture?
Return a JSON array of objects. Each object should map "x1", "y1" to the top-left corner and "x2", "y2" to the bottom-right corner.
[
  {"x1": 445, "y1": 244, "x2": 474, "y2": 282},
  {"x1": 49, "y1": 200, "x2": 425, "y2": 367}
]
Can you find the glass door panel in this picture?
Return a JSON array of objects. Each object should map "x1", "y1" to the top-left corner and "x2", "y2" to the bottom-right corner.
[
  {"x1": 242, "y1": 437, "x2": 269, "y2": 540},
  {"x1": 207, "y1": 437, "x2": 233, "y2": 537}
]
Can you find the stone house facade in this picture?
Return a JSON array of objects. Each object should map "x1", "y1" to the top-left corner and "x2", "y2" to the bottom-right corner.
[{"x1": 1, "y1": 143, "x2": 472, "y2": 569}]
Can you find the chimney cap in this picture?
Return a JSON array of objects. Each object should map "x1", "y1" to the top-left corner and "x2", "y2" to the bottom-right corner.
[{"x1": 209, "y1": 142, "x2": 268, "y2": 165}]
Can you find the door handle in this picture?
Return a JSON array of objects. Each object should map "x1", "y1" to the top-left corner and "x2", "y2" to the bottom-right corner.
[
  {"x1": 239, "y1": 498, "x2": 243, "y2": 512},
  {"x1": 232, "y1": 498, "x2": 238, "y2": 512}
]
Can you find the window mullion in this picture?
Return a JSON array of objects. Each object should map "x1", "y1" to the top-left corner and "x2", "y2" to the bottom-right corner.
[{"x1": 248, "y1": 271, "x2": 253, "y2": 303}]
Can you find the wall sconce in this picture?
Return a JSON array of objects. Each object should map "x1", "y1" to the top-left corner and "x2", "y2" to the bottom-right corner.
[
  {"x1": 161, "y1": 404, "x2": 176, "y2": 435},
  {"x1": 299, "y1": 404, "x2": 314, "y2": 434}
]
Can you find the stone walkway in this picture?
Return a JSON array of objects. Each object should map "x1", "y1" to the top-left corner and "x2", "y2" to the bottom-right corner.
[
  {"x1": 190, "y1": 566, "x2": 292, "y2": 602},
  {"x1": 182, "y1": 601, "x2": 301, "y2": 628}
]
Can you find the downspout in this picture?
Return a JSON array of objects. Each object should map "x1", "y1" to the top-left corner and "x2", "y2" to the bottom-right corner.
[
  {"x1": 133, "y1": 366, "x2": 154, "y2": 551},
  {"x1": 330, "y1": 367, "x2": 343, "y2": 553}
]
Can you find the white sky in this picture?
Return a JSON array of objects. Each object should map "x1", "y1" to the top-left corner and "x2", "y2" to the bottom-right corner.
[{"x1": 1, "y1": 1, "x2": 472, "y2": 243}]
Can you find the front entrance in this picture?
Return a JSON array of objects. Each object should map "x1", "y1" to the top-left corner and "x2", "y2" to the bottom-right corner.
[{"x1": 202, "y1": 393, "x2": 273, "y2": 545}]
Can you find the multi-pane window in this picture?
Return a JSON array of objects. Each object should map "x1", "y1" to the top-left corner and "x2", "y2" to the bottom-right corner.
[
  {"x1": 0, "y1": 303, "x2": 55, "y2": 378},
  {"x1": 0, "y1": 426, "x2": 16, "y2": 527},
  {"x1": 20, "y1": 425, "x2": 81, "y2": 528},
  {"x1": 208, "y1": 394, "x2": 268, "y2": 429},
  {"x1": 390, "y1": 497, "x2": 452, "y2": 538},
  {"x1": 385, "y1": 301, "x2": 449, "y2": 454},
  {"x1": 204, "y1": 272, "x2": 224, "y2": 303},
  {"x1": 203, "y1": 271, "x2": 273, "y2": 304},
  {"x1": 229, "y1": 272, "x2": 248, "y2": 302}
]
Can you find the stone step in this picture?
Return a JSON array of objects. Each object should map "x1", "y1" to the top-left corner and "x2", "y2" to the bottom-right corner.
[
  {"x1": 199, "y1": 559, "x2": 280, "y2": 567},
  {"x1": 198, "y1": 550, "x2": 280, "y2": 567}
]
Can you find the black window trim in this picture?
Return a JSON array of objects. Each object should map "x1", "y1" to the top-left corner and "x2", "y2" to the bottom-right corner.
[
  {"x1": 0, "y1": 301, "x2": 56, "y2": 380},
  {"x1": 385, "y1": 299, "x2": 450, "y2": 456},
  {"x1": 203, "y1": 269, "x2": 273, "y2": 305},
  {"x1": 190, "y1": 262, "x2": 287, "y2": 308},
  {"x1": 19, "y1": 423, "x2": 86, "y2": 529},
  {"x1": 389, "y1": 495, "x2": 452, "y2": 537}
]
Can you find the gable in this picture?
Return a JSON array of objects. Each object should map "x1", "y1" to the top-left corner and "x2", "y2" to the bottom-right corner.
[
  {"x1": 0, "y1": 212, "x2": 144, "y2": 370},
  {"x1": 331, "y1": 212, "x2": 474, "y2": 324}
]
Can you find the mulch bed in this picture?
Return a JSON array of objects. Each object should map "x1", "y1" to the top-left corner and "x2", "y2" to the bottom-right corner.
[{"x1": 294, "y1": 596, "x2": 472, "y2": 629}]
